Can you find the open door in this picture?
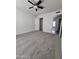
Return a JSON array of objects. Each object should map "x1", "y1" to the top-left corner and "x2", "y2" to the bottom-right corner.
[{"x1": 39, "y1": 18, "x2": 43, "y2": 31}]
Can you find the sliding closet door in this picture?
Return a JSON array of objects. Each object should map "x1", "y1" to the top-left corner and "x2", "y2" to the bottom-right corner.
[
  {"x1": 39, "y1": 18, "x2": 43, "y2": 31},
  {"x1": 57, "y1": 15, "x2": 62, "y2": 34},
  {"x1": 52, "y1": 14, "x2": 62, "y2": 35}
]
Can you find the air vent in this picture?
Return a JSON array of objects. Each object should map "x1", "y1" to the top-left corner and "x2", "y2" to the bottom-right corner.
[{"x1": 56, "y1": 11, "x2": 60, "y2": 13}]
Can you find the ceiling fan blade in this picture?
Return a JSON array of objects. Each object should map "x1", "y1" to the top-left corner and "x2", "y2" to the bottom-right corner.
[
  {"x1": 28, "y1": 0, "x2": 35, "y2": 5},
  {"x1": 38, "y1": 6, "x2": 44, "y2": 9},
  {"x1": 29, "y1": 7, "x2": 33, "y2": 9},
  {"x1": 35, "y1": 9, "x2": 38, "y2": 11},
  {"x1": 36, "y1": 0, "x2": 42, "y2": 5}
]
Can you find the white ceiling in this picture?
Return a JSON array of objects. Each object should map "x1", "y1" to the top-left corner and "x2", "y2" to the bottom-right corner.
[{"x1": 16, "y1": 0, "x2": 62, "y2": 16}]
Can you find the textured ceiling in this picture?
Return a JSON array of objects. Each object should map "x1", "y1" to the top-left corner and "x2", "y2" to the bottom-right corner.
[{"x1": 16, "y1": 0, "x2": 62, "y2": 16}]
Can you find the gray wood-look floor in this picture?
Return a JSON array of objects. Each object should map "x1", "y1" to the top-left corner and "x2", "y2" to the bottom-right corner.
[{"x1": 16, "y1": 31, "x2": 62, "y2": 59}]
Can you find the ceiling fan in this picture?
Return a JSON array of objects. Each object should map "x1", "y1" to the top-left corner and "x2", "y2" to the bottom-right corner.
[{"x1": 28, "y1": 0, "x2": 44, "y2": 11}]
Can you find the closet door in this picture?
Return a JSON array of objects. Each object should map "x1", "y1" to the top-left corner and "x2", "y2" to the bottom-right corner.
[
  {"x1": 39, "y1": 18, "x2": 43, "y2": 31},
  {"x1": 52, "y1": 14, "x2": 62, "y2": 35}
]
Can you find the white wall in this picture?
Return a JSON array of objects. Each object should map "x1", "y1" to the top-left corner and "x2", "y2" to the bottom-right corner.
[
  {"x1": 16, "y1": 8, "x2": 35, "y2": 35},
  {"x1": 35, "y1": 10, "x2": 62, "y2": 33}
]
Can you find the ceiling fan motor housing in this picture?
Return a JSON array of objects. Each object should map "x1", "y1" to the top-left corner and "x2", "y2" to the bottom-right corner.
[{"x1": 34, "y1": 6, "x2": 38, "y2": 9}]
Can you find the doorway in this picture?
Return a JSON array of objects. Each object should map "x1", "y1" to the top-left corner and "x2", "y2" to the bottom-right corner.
[{"x1": 39, "y1": 18, "x2": 43, "y2": 31}]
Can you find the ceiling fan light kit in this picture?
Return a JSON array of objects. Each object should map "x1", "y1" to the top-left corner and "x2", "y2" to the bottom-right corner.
[{"x1": 28, "y1": 0, "x2": 44, "y2": 11}]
